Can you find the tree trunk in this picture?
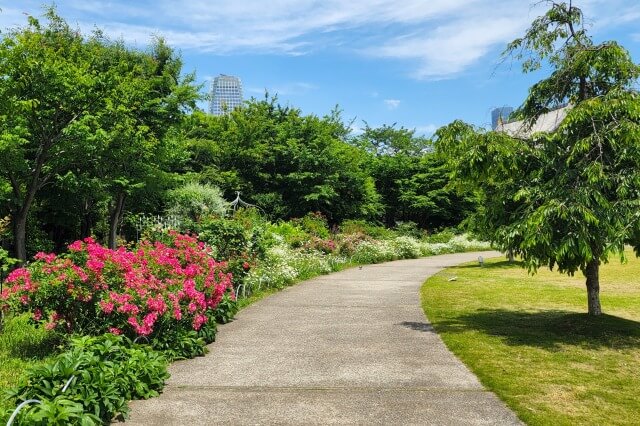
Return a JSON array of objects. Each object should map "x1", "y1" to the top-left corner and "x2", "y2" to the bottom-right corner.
[
  {"x1": 585, "y1": 259, "x2": 602, "y2": 316},
  {"x1": 12, "y1": 211, "x2": 28, "y2": 262},
  {"x1": 80, "y1": 199, "x2": 94, "y2": 238},
  {"x1": 507, "y1": 250, "x2": 515, "y2": 263},
  {"x1": 8, "y1": 146, "x2": 47, "y2": 262},
  {"x1": 108, "y1": 192, "x2": 126, "y2": 250}
]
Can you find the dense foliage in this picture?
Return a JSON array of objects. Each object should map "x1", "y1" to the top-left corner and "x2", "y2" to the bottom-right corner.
[
  {"x1": 354, "y1": 124, "x2": 477, "y2": 228},
  {"x1": 3, "y1": 334, "x2": 169, "y2": 424},
  {"x1": 178, "y1": 103, "x2": 381, "y2": 224},
  {"x1": 0, "y1": 9, "x2": 198, "y2": 260}
]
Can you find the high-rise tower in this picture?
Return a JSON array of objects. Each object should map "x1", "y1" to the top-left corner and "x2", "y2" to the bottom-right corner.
[
  {"x1": 210, "y1": 75, "x2": 243, "y2": 115},
  {"x1": 491, "y1": 106, "x2": 514, "y2": 129}
]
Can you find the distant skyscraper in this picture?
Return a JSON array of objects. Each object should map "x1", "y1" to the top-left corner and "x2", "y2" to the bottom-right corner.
[
  {"x1": 491, "y1": 106, "x2": 514, "y2": 129},
  {"x1": 210, "y1": 75, "x2": 243, "y2": 115}
]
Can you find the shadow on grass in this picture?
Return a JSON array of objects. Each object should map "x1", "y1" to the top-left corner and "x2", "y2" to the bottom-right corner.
[
  {"x1": 455, "y1": 260, "x2": 525, "y2": 270},
  {"x1": 434, "y1": 309, "x2": 640, "y2": 350},
  {"x1": 0, "y1": 315, "x2": 62, "y2": 360}
]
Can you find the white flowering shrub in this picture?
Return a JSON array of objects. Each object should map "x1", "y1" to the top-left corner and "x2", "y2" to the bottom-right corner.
[
  {"x1": 351, "y1": 240, "x2": 396, "y2": 264},
  {"x1": 418, "y1": 234, "x2": 491, "y2": 256},
  {"x1": 391, "y1": 236, "x2": 422, "y2": 259},
  {"x1": 240, "y1": 243, "x2": 349, "y2": 296}
]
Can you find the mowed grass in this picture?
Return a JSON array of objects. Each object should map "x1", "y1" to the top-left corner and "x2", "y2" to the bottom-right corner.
[
  {"x1": 421, "y1": 250, "x2": 640, "y2": 426},
  {"x1": 0, "y1": 314, "x2": 61, "y2": 412}
]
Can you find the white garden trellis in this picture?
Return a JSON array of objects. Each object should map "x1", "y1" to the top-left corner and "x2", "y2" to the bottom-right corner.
[{"x1": 229, "y1": 191, "x2": 261, "y2": 213}]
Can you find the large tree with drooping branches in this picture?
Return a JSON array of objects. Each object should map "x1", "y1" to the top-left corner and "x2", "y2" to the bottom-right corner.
[{"x1": 436, "y1": 1, "x2": 640, "y2": 315}]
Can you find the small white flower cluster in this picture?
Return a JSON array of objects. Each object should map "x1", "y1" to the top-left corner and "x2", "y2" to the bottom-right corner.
[{"x1": 242, "y1": 243, "x2": 349, "y2": 296}]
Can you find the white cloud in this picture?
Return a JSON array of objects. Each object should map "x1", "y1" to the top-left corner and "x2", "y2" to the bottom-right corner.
[
  {"x1": 384, "y1": 99, "x2": 401, "y2": 110},
  {"x1": 3, "y1": 0, "x2": 639, "y2": 80},
  {"x1": 246, "y1": 82, "x2": 317, "y2": 96},
  {"x1": 369, "y1": 14, "x2": 530, "y2": 79}
]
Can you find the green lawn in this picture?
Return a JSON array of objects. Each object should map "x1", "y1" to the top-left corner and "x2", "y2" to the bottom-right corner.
[
  {"x1": 421, "y1": 251, "x2": 640, "y2": 425},
  {"x1": 0, "y1": 314, "x2": 61, "y2": 412}
]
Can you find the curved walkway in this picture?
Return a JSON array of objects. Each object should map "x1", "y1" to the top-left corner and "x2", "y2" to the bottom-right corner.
[{"x1": 126, "y1": 251, "x2": 521, "y2": 425}]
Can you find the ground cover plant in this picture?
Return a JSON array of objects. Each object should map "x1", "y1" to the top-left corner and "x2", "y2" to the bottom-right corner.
[
  {"x1": 421, "y1": 251, "x2": 640, "y2": 425},
  {"x1": 3, "y1": 334, "x2": 169, "y2": 424}
]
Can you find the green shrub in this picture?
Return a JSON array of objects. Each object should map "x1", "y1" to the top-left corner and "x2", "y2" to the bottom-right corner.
[
  {"x1": 340, "y1": 220, "x2": 394, "y2": 239},
  {"x1": 425, "y1": 229, "x2": 456, "y2": 243},
  {"x1": 394, "y1": 221, "x2": 425, "y2": 240},
  {"x1": 151, "y1": 329, "x2": 207, "y2": 361},
  {"x1": 268, "y1": 222, "x2": 310, "y2": 248},
  {"x1": 291, "y1": 212, "x2": 330, "y2": 239},
  {"x1": 166, "y1": 182, "x2": 228, "y2": 225},
  {"x1": 3, "y1": 334, "x2": 168, "y2": 424},
  {"x1": 197, "y1": 217, "x2": 249, "y2": 260},
  {"x1": 213, "y1": 292, "x2": 239, "y2": 324}
]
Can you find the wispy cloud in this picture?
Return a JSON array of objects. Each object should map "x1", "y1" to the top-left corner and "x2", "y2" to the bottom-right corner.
[
  {"x1": 246, "y1": 82, "x2": 317, "y2": 96},
  {"x1": 3, "y1": 0, "x2": 638, "y2": 80},
  {"x1": 367, "y1": 12, "x2": 529, "y2": 79},
  {"x1": 384, "y1": 99, "x2": 401, "y2": 110}
]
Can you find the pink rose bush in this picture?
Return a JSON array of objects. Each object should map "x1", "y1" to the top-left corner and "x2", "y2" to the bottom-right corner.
[{"x1": 0, "y1": 232, "x2": 234, "y2": 340}]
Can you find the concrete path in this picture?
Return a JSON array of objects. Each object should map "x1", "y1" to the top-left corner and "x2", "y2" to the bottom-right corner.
[{"x1": 126, "y1": 251, "x2": 522, "y2": 425}]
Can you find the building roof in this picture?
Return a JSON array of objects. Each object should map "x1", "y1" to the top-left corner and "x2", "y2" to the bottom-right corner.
[{"x1": 496, "y1": 106, "x2": 570, "y2": 138}]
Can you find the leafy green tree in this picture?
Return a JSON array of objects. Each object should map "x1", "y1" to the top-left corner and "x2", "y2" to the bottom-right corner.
[
  {"x1": 436, "y1": 1, "x2": 640, "y2": 315},
  {"x1": 0, "y1": 10, "x2": 109, "y2": 261},
  {"x1": 95, "y1": 39, "x2": 198, "y2": 249},
  {"x1": 182, "y1": 97, "x2": 380, "y2": 223},
  {"x1": 398, "y1": 155, "x2": 478, "y2": 230},
  {"x1": 354, "y1": 123, "x2": 430, "y2": 157},
  {"x1": 0, "y1": 10, "x2": 198, "y2": 256},
  {"x1": 356, "y1": 124, "x2": 476, "y2": 229}
]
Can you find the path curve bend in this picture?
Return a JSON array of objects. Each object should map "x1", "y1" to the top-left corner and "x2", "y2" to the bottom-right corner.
[{"x1": 126, "y1": 251, "x2": 521, "y2": 425}]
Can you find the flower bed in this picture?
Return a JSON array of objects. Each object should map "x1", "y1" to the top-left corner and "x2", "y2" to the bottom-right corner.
[{"x1": 0, "y1": 232, "x2": 235, "y2": 345}]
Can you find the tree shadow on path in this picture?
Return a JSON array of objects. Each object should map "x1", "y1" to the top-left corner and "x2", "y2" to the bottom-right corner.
[{"x1": 434, "y1": 309, "x2": 640, "y2": 350}]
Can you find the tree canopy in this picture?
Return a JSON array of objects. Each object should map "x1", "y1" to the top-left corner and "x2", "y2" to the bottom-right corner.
[
  {"x1": 436, "y1": 0, "x2": 640, "y2": 315},
  {"x1": 180, "y1": 98, "x2": 381, "y2": 224},
  {"x1": 0, "y1": 9, "x2": 198, "y2": 259}
]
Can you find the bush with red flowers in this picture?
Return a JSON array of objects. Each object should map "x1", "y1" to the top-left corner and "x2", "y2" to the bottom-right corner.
[{"x1": 0, "y1": 232, "x2": 235, "y2": 349}]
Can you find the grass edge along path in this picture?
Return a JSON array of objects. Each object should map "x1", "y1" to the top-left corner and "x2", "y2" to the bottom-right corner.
[{"x1": 420, "y1": 252, "x2": 640, "y2": 426}]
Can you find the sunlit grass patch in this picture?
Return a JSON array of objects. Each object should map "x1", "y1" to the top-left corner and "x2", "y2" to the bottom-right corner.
[
  {"x1": 0, "y1": 314, "x2": 61, "y2": 412},
  {"x1": 422, "y1": 250, "x2": 640, "y2": 425}
]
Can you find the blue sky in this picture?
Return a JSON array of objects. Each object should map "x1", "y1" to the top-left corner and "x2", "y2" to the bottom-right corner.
[{"x1": 2, "y1": 1, "x2": 640, "y2": 135}]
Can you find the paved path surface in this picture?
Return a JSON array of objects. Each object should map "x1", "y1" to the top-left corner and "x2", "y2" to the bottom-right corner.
[{"x1": 126, "y1": 251, "x2": 522, "y2": 425}]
